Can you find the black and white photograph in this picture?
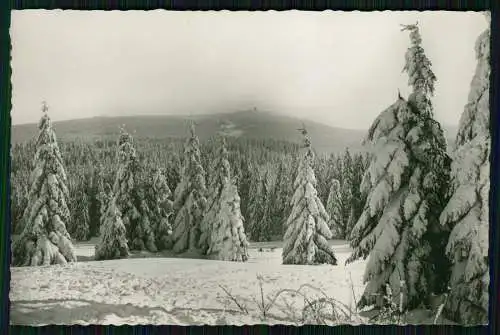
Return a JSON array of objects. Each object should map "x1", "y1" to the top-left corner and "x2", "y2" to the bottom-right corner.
[{"x1": 8, "y1": 10, "x2": 490, "y2": 326}]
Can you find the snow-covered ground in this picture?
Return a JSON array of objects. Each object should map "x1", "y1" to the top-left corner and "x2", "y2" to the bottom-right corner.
[{"x1": 10, "y1": 240, "x2": 447, "y2": 325}]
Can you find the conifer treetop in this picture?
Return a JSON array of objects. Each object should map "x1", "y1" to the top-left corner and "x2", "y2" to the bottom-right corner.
[
  {"x1": 217, "y1": 135, "x2": 231, "y2": 182},
  {"x1": 118, "y1": 125, "x2": 133, "y2": 146},
  {"x1": 206, "y1": 135, "x2": 231, "y2": 193},
  {"x1": 116, "y1": 126, "x2": 137, "y2": 166},
  {"x1": 37, "y1": 101, "x2": 58, "y2": 148},
  {"x1": 297, "y1": 125, "x2": 314, "y2": 162},
  {"x1": 41, "y1": 100, "x2": 49, "y2": 114},
  {"x1": 401, "y1": 22, "x2": 437, "y2": 116},
  {"x1": 184, "y1": 122, "x2": 200, "y2": 155},
  {"x1": 183, "y1": 121, "x2": 206, "y2": 193}
]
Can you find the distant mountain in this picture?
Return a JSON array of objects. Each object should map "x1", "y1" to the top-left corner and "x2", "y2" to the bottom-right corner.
[
  {"x1": 11, "y1": 110, "x2": 367, "y2": 154},
  {"x1": 10, "y1": 110, "x2": 458, "y2": 155}
]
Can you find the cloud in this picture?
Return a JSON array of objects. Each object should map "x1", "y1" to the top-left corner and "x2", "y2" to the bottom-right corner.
[{"x1": 10, "y1": 10, "x2": 488, "y2": 128}]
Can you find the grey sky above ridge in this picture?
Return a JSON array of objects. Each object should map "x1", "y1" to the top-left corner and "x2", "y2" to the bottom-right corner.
[{"x1": 10, "y1": 10, "x2": 488, "y2": 128}]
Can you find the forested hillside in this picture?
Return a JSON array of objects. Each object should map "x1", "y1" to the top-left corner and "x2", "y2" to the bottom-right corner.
[
  {"x1": 11, "y1": 110, "x2": 369, "y2": 154},
  {"x1": 10, "y1": 127, "x2": 368, "y2": 244}
]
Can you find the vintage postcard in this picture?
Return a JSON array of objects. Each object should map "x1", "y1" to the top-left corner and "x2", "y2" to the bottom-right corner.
[{"x1": 8, "y1": 10, "x2": 490, "y2": 326}]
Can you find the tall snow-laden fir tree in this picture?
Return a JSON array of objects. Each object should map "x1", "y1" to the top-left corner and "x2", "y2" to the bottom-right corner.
[
  {"x1": 12, "y1": 102, "x2": 77, "y2": 266},
  {"x1": 199, "y1": 136, "x2": 232, "y2": 254},
  {"x1": 440, "y1": 21, "x2": 490, "y2": 325},
  {"x1": 346, "y1": 23, "x2": 451, "y2": 311},
  {"x1": 205, "y1": 137, "x2": 250, "y2": 261},
  {"x1": 148, "y1": 168, "x2": 173, "y2": 251},
  {"x1": 326, "y1": 179, "x2": 343, "y2": 238},
  {"x1": 95, "y1": 193, "x2": 130, "y2": 260},
  {"x1": 282, "y1": 127, "x2": 337, "y2": 265},
  {"x1": 171, "y1": 122, "x2": 208, "y2": 253},
  {"x1": 208, "y1": 183, "x2": 250, "y2": 261},
  {"x1": 113, "y1": 127, "x2": 157, "y2": 252}
]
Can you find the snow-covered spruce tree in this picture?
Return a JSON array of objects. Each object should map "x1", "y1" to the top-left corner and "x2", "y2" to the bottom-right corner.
[
  {"x1": 282, "y1": 127, "x2": 337, "y2": 265},
  {"x1": 205, "y1": 137, "x2": 250, "y2": 261},
  {"x1": 113, "y1": 127, "x2": 157, "y2": 252},
  {"x1": 326, "y1": 179, "x2": 343, "y2": 238},
  {"x1": 95, "y1": 194, "x2": 130, "y2": 260},
  {"x1": 199, "y1": 136, "x2": 232, "y2": 254},
  {"x1": 346, "y1": 23, "x2": 451, "y2": 311},
  {"x1": 440, "y1": 21, "x2": 490, "y2": 325},
  {"x1": 12, "y1": 103, "x2": 77, "y2": 266},
  {"x1": 149, "y1": 168, "x2": 173, "y2": 250},
  {"x1": 170, "y1": 122, "x2": 208, "y2": 253},
  {"x1": 209, "y1": 183, "x2": 250, "y2": 261}
]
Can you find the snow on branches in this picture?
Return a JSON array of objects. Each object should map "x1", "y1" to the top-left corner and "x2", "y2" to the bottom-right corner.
[
  {"x1": 95, "y1": 194, "x2": 130, "y2": 260},
  {"x1": 12, "y1": 103, "x2": 77, "y2": 266},
  {"x1": 282, "y1": 127, "x2": 337, "y2": 265},
  {"x1": 170, "y1": 122, "x2": 208, "y2": 253},
  {"x1": 149, "y1": 168, "x2": 174, "y2": 251},
  {"x1": 347, "y1": 25, "x2": 451, "y2": 311},
  {"x1": 401, "y1": 22, "x2": 436, "y2": 117},
  {"x1": 203, "y1": 136, "x2": 249, "y2": 261},
  {"x1": 440, "y1": 25, "x2": 490, "y2": 325},
  {"x1": 199, "y1": 136, "x2": 231, "y2": 253},
  {"x1": 113, "y1": 126, "x2": 157, "y2": 252}
]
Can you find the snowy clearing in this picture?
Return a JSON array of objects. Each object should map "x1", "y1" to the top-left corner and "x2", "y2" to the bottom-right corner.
[{"x1": 10, "y1": 240, "x2": 450, "y2": 325}]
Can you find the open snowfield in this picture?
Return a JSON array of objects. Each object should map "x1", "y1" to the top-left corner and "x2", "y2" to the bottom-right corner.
[{"x1": 10, "y1": 240, "x2": 448, "y2": 326}]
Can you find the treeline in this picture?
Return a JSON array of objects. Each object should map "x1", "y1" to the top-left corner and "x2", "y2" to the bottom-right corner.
[{"x1": 10, "y1": 135, "x2": 367, "y2": 243}]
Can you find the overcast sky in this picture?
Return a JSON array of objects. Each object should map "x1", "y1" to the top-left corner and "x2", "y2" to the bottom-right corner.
[{"x1": 10, "y1": 10, "x2": 488, "y2": 129}]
